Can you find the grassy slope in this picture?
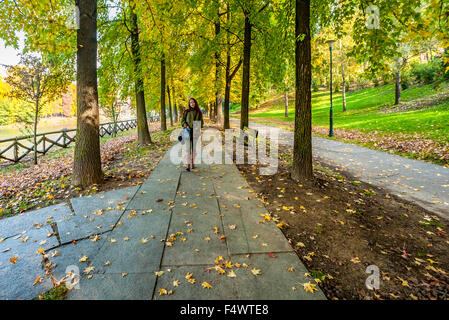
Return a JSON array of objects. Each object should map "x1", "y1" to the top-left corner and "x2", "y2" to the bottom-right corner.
[{"x1": 249, "y1": 83, "x2": 449, "y2": 144}]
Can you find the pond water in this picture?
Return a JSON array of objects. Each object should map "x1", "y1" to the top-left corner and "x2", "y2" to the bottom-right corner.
[{"x1": 0, "y1": 117, "x2": 78, "y2": 141}]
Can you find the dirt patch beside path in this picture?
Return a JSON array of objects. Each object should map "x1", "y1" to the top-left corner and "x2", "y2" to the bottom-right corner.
[{"x1": 237, "y1": 144, "x2": 449, "y2": 300}]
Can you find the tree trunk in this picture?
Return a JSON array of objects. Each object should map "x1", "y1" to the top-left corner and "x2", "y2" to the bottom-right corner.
[
  {"x1": 395, "y1": 70, "x2": 401, "y2": 105},
  {"x1": 130, "y1": 4, "x2": 152, "y2": 145},
  {"x1": 240, "y1": 10, "x2": 251, "y2": 130},
  {"x1": 291, "y1": 0, "x2": 313, "y2": 181},
  {"x1": 340, "y1": 40, "x2": 346, "y2": 112},
  {"x1": 172, "y1": 79, "x2": 178, "y2": 122},
  {"x1": 224, "y1": 55, "x2": 231, "y2": 130},
  {"x1": 342, "y1": 64, "x2": 346, "y2": 112},
  {"x1": 215, "y1": 6, "x2": 222, "y2": 126},
  {"x1": 167, "y1": 85, "x2": 173, "y2": 127},
  {"x1": 160, "y1": 55, "x2": 167, "y2": 131},
  {"x1": 284, "y1": 91, "x2": 288, "y2": 117},
  {"x1": 73, "y1": 0, "x2": 103, "y2": 186},
  {"x1": 33, "y1": 99, "x2": 39, "y2": 165}
]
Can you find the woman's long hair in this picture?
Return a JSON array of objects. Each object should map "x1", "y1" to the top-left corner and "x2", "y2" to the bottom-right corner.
[{"x1": 189, "y1": 97, "x2": 202, "y2": 117}]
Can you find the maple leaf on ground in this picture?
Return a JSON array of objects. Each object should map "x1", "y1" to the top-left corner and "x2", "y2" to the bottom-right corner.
[
  {"x1": 159, "y1": 288, "x2": 169, "y2": 295},
  {"x1": 33, "y1": 276, "x2": 42, "y2": 286},
  {"x1": 251, "y1": 268, "x2": 262, "y2": 276},
  {"x1": 303, "y1": 282, "x2": 318, "y2": 293},
  {"x1": 84, "y1": 266, "x2": 95, "y2": 274},
  {"x1": 202, "y1": 281, "x2": 212, "y2": 289},
  {"x1": 79, "y1": 255, "x2": 88, "y2": 262},
  {"x1": 155, "y1": 271, "x2": 164, "y2": 277},
  {"x1": 227, "y1": 270, "x2": 237, "y2": 278},
  {"x1": 10, "y1": 256, "x2": 18, "y2": 264}
]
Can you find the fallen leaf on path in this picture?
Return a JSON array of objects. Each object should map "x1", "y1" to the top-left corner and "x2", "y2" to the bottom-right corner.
[
  {"x1": 227, "y1": 270, "x2": 237, "y2": 278},
  {"x1": 303, "y1": 282, "x2": 318, "y2": 293},
  {"x1": 251, "y1": 268, "x2": 261, "y2": 276},
  {"x1": 84, "y1": 266, "x2": 95, "y2": 274}
]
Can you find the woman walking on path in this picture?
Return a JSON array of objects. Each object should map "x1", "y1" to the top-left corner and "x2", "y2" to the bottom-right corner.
[{"x1": 181, "y1": 97, "x2": 204, "y2": 171}]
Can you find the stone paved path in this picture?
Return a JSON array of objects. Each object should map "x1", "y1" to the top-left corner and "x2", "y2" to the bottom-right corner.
[
  {"x1": 0, "y1": 146, "x2": 325, "y2": 300},
  {"x1": 231, "y1": 118, "x2": 449, "y2": 219}
]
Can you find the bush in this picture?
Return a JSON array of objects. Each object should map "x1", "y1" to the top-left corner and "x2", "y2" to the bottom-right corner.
[
  {"x1": 311, "y1": 78, "x2": 319, "y2": 92},
  {"x1": 355, "y1": 77, "x2": 370, "y2": 90},
  {"x1": 411, "y1": 60, "x2": 442, "y2": 84},
  {"x1": 401, "y1": 69, "x2": 412, "y2": 90}
]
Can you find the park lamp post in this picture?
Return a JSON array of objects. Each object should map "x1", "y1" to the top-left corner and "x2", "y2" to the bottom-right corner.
[{"x1": 326, "y1": 39, "x2": 336, "y2": 137}]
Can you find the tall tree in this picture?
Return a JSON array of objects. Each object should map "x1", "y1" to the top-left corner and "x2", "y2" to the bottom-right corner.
[
  {"x1": 292, "y1": 0, "x2": 313, "y2": 180},
  {"x1": 130, "y1": 1, "x2": 152, "y2": 144},
  {"x1": 238, "y1": 1, "x2": 270, "y2": 130},
  {"x1": 239, "y1": 5, "x2": 252, "y2": 130},
  {"x1": 160, "y1": 54, "x2": 167, "y2": 131},
  {"x1": 73, "y1": 0, "x2": 104, "y2": 186},
  {"x1": 5, "y1": 54, "x2": 69, "y2": 164},
  {"x1": 167, "y1": 84, "x2": 173, "y2": 126}
]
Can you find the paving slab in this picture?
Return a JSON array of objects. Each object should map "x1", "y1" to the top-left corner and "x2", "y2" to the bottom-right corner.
[
  {"x1": 153, "y1": 265, "x2": 237, "y2": 300},
  {"x1": 219, "y1": 197, "x2": 294, "y2": 255},
  {"x1": 161, "y1": 199, "x2": 228, "y2": 266},
  {"x1": 0, "y1": 246, "x2": 53, "y2": 300},
  {"x1": 229, "y1": 252, "x2": 327, "y2": 300},
  {"x1": 0, "y1": 203, "x2": 72, "y2": 240},
  {"x1": 55, "y1": 186, "x2": 139, "y2": 243},
  {"x1": 91, "y1": 210, "x2": 171, "y2": 274},
  {"x1": 68, "y1": 272, "x2": 157, "y2": 300},
  {"x1": 46, "y1": 237, "x2": 107, "y2": 281},
  {"x1": 127, "y1": 164, "x2": 180, "y2": 211},
  {"x1": 0, "y1": 226, "x2": 59, "y2": 270}
]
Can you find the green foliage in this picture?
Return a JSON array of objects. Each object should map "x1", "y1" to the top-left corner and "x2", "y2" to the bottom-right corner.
[
  {"x1": 0, "y1": 96, "x2": 33, "y2": 125},
  {"x1": 411, "y1": 60, "x2": 443, "y2": 85},
  {"x1": 312, "y1": 78, "x2": 320, "y2": 92},
  {"x1": 248, "y1": 82, "x2": 449, "y2": 144},
  {"x1": 35, "y1": 285, "x2": 68, "y2": 300}
]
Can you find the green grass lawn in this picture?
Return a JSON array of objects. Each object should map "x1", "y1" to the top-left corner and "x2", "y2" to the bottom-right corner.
[{"x1": 249, "y1": 83, "x2": 449, "y2": 144}]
